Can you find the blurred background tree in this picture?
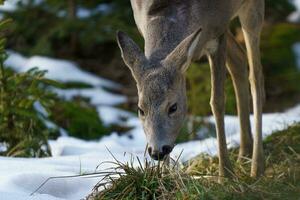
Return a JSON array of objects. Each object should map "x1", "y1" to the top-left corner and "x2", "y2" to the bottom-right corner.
[
  {"x1": 4, "y1": 0, "x2": 140, "y2": 98},
  {"x1": 265, "y1": 0, "x2": 296, "y2": 22}
]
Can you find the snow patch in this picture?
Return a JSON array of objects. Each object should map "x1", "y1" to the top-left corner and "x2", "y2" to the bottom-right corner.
[
  {"x1": 288, "y1": 0, "x2": 300, "y2": 22},
  {"x1": 173, "y1": 105, "x2": 300, "y2": 162},
  {"x1": 0, "y1": 0, "x2": 45, "y2": 13},
  {"x1": 77, "y1": 4, "x2": 112, "y2": 19},
  {"x1": 5, "y1": 51, "x2": 120, "y2": 89},
  {"x1": 1, "y1": 104, "x2": 300, "y2": 199},
  {"x1": 0, "y1": 191, "x2": 63, "y2": 200},
  {"x1": 53, "y1": 88, "x2": 126, "y2": 107},
  {"x1": 0, "y1": 0, "x2": 19, "y2": 12},
  {"x1": 293, "y1": 42, "x2": 300, "y2": 71},
  {"x1": 97, "y1": 106, "x2": 134, "y2": 125}
]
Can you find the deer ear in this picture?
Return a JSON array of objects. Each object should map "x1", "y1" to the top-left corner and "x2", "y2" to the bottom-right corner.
[
  {"x1": 117, "y1": 31, "x2": 147, "y2": 82},
  {"x1": 162, "y1": 28, "x2": 202, "y2": 73}
]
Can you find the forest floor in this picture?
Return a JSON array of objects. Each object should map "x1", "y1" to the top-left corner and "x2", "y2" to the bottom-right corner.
[
  {"x1": 1, "y1": 51, "x2": 300, "y2": 200},
  {"x1": 89, "y1": 123, "x2": 300, "y2": 200}
]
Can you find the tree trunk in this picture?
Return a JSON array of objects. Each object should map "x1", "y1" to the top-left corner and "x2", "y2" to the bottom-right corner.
[
  {"x1": 67, "y1": 0, "x2": 78, "y2": 55},
  {"x1": 67, "y1": 0, "x2": 76, "y2": 20}
]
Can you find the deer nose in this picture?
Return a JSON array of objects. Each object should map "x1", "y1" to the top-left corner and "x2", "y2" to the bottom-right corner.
[
  {"x1": 162, "y1": 145, "x2": 173, "y2": 154},
  {"x1": 148, "y1": 145, "x2": 173, "y2": 160}
]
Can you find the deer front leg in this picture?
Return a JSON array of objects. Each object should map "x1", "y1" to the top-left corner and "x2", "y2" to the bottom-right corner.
[
  {"x1": 239, "y1": 0, "x2": 265, "y2": 178},
  {"x1": 226, "y1": 32, "x2": 253, "y2": 160},
  {"x1": 208, "y1": 34, "x2": 232, "y2": 179}
]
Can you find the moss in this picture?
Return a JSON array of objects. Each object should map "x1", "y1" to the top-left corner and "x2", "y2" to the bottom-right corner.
[
  {"x1": 62, "y1": 82, "x2": 93, "y2": 89},
  {"x1": 186, "y1": 63, "x2": 211, "y2": 116},
  {"x1": 261, "y1": 23, "x2": 300, "y2": 111},
  {"x1": 50, "y1": 98, "x2": 111, "y2": 140},
  {"x1": 264, "y1": 123, "x2": 300, "y2": 163},
  {"x1": 186, "y1": 23, "x2": 300, "y2": 115},
  {"x1": 186, "y1": 123, "x2": 300, "y2": 200},
  {"x1": 261, "y1": 24, "x2": 300, "y2": 73},
  {"x1": 186, "y1": 62, "x2": 237, "y2": 116}
]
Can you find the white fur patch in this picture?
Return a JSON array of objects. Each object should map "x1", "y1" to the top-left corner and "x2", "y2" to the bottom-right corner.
[
  {"x1": 188, "y1": 33, "x2": 201, "y2": 59},
  {"x1": 205, "y1": 39, "x2": 219, "y2": 54}
]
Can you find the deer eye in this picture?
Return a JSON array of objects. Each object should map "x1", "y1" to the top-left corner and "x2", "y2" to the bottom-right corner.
[
  {"x1": 138, "y1": 107, "x2": 145, "y2": 116},
  {"x1": 168, "y1": 103, "x2": 177, "y2": 116}
]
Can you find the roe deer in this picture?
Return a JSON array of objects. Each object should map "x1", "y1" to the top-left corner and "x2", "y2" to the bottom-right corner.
[{"x1": 117, "y1": 0, "x2": 265, "y2": 178}]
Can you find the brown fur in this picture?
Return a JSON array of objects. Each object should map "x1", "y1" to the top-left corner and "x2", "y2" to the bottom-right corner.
[{"x1": 117, "y1": 0, "x2": 265, "y2": 179}]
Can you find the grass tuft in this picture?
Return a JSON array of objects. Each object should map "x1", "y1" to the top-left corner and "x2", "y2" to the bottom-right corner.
[{"x1": 87, "y1": 123, "x2": 300, "y2": 200}]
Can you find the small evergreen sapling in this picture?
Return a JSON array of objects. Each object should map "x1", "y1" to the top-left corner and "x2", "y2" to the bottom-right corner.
[{"x1": 0, "y1": 19, "x2": 59, "y2": 157}]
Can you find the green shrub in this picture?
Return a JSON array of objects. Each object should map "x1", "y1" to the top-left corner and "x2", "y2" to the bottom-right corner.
[
  {"x1": 0, "y1": 18, "x2": 60, "y2": 157},
  {"x1": 265, "y1": 0, "x2": 296, "y2": 22},
  {"x1": 49, "y1": 98, "x2": 111, "y2": 140},
  {"x1": 0, "y1": 64, "x2": 59, "y2": 157},
  {"x1": 4, "y1": 0, "x2": 139, "y2": 59},
  {"x1": 4, "y1": 0, "x2": 300, "y2": 117},
  {"x1": 261, "y1": 23, "x2": 300, "y2": 110},
  {"x1": 186, "y1": 62, "x2": 236, "y2": 116}
]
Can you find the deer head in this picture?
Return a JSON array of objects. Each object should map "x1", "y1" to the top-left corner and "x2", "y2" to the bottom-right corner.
[{"x1": 117, "y1": 28, "x2": 202, "y2": 160}]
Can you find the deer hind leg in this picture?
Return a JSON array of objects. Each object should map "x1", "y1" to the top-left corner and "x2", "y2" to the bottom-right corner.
[
  {"x1": 239, "y1": 0, "x2": 265, "y2": 178},
  {"x1": 207, "y1": 34, "x2": 232, "y2": 180},
  {"x1": 226, "y1": 32, "x2": 253, "y2": 160}
]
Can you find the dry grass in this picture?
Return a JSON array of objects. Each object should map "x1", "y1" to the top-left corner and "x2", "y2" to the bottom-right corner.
[{"x1": 87, "y1": 124, "x2": 300, "y2": 200}]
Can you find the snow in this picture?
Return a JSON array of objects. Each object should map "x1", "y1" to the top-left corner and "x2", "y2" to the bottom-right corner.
[
  {"x1": 0, "y1": 192, "x2": 63, "y2": 200},
  {"x1": 5, "y1": 51, "x2": 126, "y2": 128},
  {"x1": 288, "y1": 0, "x2": 300, "y2": 22},
  {"x1": 4, "y1": 51, "x2": 129, "y2": 134},
  {"x1": 57, "y1": 4, "x2": 112, "y2": 19},
  {"x1": 0, "y1": 0, "x2": 19, "y2": 12},
  {"x1": 77, "y1": 8, "x2": 91, "y2": 19},
  {"x1": 0, "y1": 0, "x2": 44, "y2": 13},
  {"x1": 77, "y1": 4, "x2": 112, "y2": 19},
  {"x1": 5, "y1": 51, "x2": 119, "y2": 89},
  {"x1": 173, "y1": 105, "x2": 300, "y2": 162},
  {"x1": 293, "y1": 42, "x2": 300, "y2": 70},
  {"x1": 53, "y1": 88, "x2": 126, "y2": 107},
  {"x1": 294, "y1": 0, "x2": 300, "y2": 8},
  {"x1": 0, "y1": 121, "x2": 146, "y2": 200},
  {"x1": 0, "y1": 157, "x2": 99, "y2": 200},
  {"x1": 1, "y1": 50, "x2": 300, "y2": 199},
  {"x1": 1, "y1": 103, "x2": 300, "y2": 199},
  {"x1": 97, "y1": 106, "x2": 134, "y2": 125},
  {"x1": 0, "y1": 1, "x2": 299, "y2": 199}
]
